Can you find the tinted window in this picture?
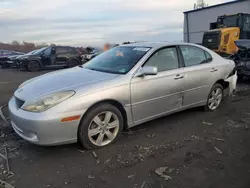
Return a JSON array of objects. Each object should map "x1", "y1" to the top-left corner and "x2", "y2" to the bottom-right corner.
[
  {"x1": 144, "y1": 47, "x2": 179, "y2": 72},
  {"x1": 43, "y1": 47, "x2": 52, "y2": 56},
  {"x1": 56, "y1": 47, "x2": 68, "y2": 54},
  {"x1": 84, "y1": 46, "x2": 150, "y2": 74},
  {"x1": 32, "y1": 47, "x2": 47, "y2": 55},
  {"x1": 180, "y1": 46, "x2": 207, "y2": 67},
  {"x1": 243, "y1": 15, "x2": 250, "y2": 31},
  {"x1": 69, "y1": 47, "x2": 77, "y2": 53},
  {"x1": 221, "y1": 15, "x2": 238, "y2": 27}
]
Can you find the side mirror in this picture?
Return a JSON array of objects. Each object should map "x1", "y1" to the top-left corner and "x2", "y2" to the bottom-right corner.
[{"x1": 136, "y1": 66, "x2": 158, "y2": 77}]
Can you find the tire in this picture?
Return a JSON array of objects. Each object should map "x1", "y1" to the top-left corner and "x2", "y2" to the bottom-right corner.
[
  {"x1": 204, "y1": 83, "x2": 224, "y2": 112},
  {"x1": 27, "y1": 61, "x2": 41, "y2": 72},
  {"x1": 68, "y1": 59, "x2": 79, "y2": 68},
  {"x1": 78, "y1": 103, "x2": 124, "y2": 149}
]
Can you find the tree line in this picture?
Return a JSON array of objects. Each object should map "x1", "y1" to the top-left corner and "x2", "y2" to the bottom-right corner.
[
  {"x1": 0, "y1": 41, "x2": 91, "y2": 54},
  {"x1": 0, "y1": 41, "x2": 51, "y2": 53}
]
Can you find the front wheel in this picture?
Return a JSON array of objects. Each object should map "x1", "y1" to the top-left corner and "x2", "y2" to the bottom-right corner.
[
  {"x1": 27, "y1": 61, "x2": 41, "y2": 72},
  {"x1": 205, "y1": 83, "x2": 224, "y2": 111},
  {"x1": 78, "y1": 103, "x2": 124, "y2": 149}
]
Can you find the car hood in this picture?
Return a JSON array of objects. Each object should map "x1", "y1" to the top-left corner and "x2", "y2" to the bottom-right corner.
[
  {"x1": 18, "y1": 54, "x2": 40, "y2": 60},
  {"x1": 14, "y1": 67, "x2": 119, "y2": 100}
]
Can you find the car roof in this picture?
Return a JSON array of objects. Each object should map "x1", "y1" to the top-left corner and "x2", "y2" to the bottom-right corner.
[{"x1": 120, "y1": 42, "x2": 195, "y2": 48}]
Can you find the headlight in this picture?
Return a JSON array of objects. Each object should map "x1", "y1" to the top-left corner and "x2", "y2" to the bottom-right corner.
[{"x1": 22, "y1": 91, "x2": 75, "y2": 112}]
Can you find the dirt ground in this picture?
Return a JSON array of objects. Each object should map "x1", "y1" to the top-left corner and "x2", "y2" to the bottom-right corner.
[{"x1": 1, "y1": 68, "x2": 250, "y2": 188}]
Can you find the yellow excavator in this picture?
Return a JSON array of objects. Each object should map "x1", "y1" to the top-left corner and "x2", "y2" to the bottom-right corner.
[{"x1": 202, "y1": 13, "x2": 250, "y2": 56}]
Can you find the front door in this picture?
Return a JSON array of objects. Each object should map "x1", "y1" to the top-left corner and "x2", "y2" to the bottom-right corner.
[
  {"x1": 179, "y1": 45, "x2": 217, "y2": 107},
  {"x1": 131, "y1": 46, "x2": 185, "y2": 123},
  {"x1": 41, "y1": 47, "x2": 52, "y2": 66},
  {"x1": 56, "y1": 47, "x2": 68, "y2": 65}
]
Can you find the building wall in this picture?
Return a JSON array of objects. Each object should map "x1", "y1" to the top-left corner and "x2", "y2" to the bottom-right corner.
[{"x1": 184, "y1": 0, "x2": 250, "y2": 44}]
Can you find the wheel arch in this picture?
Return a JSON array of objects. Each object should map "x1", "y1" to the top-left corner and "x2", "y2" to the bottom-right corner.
[
  {"x1": 214, "y1": 79, "x2": 229, "y2": 90},
  {"x1": 29, "y1": 59, "x2": 42, "y2": 67},
  {"x1": 79, "y1": 99, "x2": 128, "y2": 130}
]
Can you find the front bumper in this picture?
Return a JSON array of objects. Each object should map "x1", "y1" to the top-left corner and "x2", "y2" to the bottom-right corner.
[
  {"x1": 19, "y1": 59, "x2": 30, "y2": 68},
  {"x1": 225, "y1": 71, "x2": 237, "y2": 95},
  {"x1": 8, "y1": 97, "x2": 84, "y2": 145}
]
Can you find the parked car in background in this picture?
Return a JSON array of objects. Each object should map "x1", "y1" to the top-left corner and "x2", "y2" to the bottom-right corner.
[
  {"x1": 8, "y1": 42, "x2": 236, "y2": 149},
  {"x1": 81, "y1": 47, "x2": 99, "y2": 63},
  {"x1": 0, "y1": 50, "x2": 24, "y2": 68},
  {"x1": 0, "y1": 50, "x2": 23, "y2": 57},
  {"x1": 233, "y1": 40, "x2": 250, "y2": 80},
  {"x1": 18, "y1": 46, "x2": 82, "y2": 71}
]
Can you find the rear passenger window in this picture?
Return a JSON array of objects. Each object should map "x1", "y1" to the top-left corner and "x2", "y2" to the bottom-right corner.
[
  {"x1": 56, "y1": 47, "x2": 68, "y2": 54},
  {"x1": 180, "y1": 46, "x2": 209, "y2": 67},
  {"x1": 144, "y1": 47, "x2": 179, "y2": 72}
]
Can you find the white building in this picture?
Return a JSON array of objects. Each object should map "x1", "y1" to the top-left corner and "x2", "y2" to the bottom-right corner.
[{"x1": 183, "y1": 0, "x2": 250, "y2": 44}]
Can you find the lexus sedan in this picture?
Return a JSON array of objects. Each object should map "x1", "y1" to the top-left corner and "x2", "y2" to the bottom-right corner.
[{"x1": 8, "y1": 42, "x2": 237, "y2": 149}]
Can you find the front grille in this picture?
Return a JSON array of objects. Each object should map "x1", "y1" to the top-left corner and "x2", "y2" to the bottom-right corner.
[
  {"x1": 202, "y1": 31, "x2": 221, "y2": 50},
  {"x1": 15, "y1": 97, "x2": 25, "y2": 108}
]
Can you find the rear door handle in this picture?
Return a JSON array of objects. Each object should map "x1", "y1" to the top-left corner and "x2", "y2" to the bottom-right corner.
[
  {"x1": 174, "y1": 74, "x2": 184, "y2": 80},
  {"x1": 211, "y1": 68, "x2": 218, "y2": 72}
]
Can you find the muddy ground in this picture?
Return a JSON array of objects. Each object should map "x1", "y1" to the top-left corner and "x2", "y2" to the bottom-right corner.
[{"x1": 0, "y1": 68, "x2": 250, "y2": 188}]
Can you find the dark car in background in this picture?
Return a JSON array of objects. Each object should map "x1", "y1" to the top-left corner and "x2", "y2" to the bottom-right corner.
[
  {"x1": 0, "y1": 50, "x2": 24, "y2": 68},
  {"x1": 18, "y1": 46, "x2": 82, "y2": 71},
  {"x1": 233, "y1": 40, "x2": 250, "y2": 80}
]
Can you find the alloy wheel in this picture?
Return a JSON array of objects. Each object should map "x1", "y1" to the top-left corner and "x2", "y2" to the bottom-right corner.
[
  {"x1": 208, "y1": 87, "x2": 223, "y2": 110},
  {"x1": 88, "y1": 111, "x2": 119, "y2": 147}
]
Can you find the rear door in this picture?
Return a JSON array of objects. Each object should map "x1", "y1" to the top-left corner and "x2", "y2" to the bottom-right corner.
[{"x1": 179, "y1": 45, "x2": 216, "y2": 107}]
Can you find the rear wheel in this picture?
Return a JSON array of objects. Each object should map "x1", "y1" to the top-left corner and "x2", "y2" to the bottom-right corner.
[
  {"x1": 205, "y1": 83, "x2": 224, "y2": 111},
  {"x1": 68, "y1": 59, "x2": 79, "y2": 68},
  {"x1": 27, "y1": 61, "x2": 41, "y2": 72},
  {"x1": 78, "y1": 103, "x2": 124, "y2": 149}
]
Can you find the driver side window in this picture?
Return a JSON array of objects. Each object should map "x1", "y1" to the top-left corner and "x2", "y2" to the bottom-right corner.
[
  {"x1": 43, "y1": 47, "x2": 52, "y2": 57},
  {"x1": 144, "y1": 47, "x2": 179, "y2": 72}
]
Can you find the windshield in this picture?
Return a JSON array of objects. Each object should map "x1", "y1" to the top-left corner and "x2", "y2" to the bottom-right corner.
[
  {"x1": 32, "y1": 47, "x2": 47, "y2": 55},
  {"x1": 83, "y1": 46, "x2": 150, "y2": 74},
  {"x1": 26, "y1": 50, "x2": 37, "y2": 55}
]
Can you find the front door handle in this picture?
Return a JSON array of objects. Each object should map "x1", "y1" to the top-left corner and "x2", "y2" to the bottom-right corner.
[
  {"x1": 211, "y1": 68, "x2": 218, "y2": 72},
  {"x1": 174, "y1": 74, "x2": 184, "y2": 80}
]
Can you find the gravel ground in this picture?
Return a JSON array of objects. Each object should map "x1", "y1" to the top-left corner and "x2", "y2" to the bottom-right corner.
[{"x1": 0, "y1": 68, "x2": 250, "y2": 188}]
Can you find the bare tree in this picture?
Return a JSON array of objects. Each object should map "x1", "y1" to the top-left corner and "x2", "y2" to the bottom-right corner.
[{"x1": 194, "y1": 0, "x2": 208, "y2": 9}]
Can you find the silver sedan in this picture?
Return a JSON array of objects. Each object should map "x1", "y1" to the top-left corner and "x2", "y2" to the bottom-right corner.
[{"x1": 8, "y1": 42, "x2": 237, "y2": 149}]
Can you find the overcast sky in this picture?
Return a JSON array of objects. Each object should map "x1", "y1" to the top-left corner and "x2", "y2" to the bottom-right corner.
[{"x1": 0, "y1": 0, "x2": 231, "y2": 46}]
